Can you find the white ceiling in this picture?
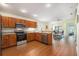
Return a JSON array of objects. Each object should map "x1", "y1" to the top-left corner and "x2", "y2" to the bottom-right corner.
[{"x1": 0, "y1": 3, "x2": 78, "y2": 22}]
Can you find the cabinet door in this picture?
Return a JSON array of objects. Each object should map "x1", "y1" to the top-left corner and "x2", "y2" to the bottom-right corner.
[
  {"x1": 2, "y1": 16, "x2": 9, "y2": 28},
  {"x1": 27, "y1": 33, "x2": 35, "y2": 42},
  {"x1": 16, "y1": 18, "x2": 25, "y2": 25},
  {"x1": 16, "y1": 18, "x2": 22, "y2": 24},
  {"x1": 27, "y1": 21, "x2": 37, "y2": 28},
  {"x1": 2, "y1": 35, "x2": 9, "y2": 48},
  {"x1": 35, "y1": 33, "x2": 41, "y2": 42},
  {"x1": 33, "y1": 22, "x2": 37, "y2": 28},
  {"x1": 24, "y1": 20, "x2": 37, "y2": 28},
  {"x1": 20, "y1": 19, "x2": 25, "y2": 24},
  {"x1": 8, "y1": 34, "x2": 16, "y2": 47},
  {"x1": 31, "y1": 22, "x2": 37, "y2": 28},
  {"x1": 16, "y1": 19, "x2": 19, "y2": 23},
  {"x1": 24, "y1": 20, "x2": 30, "y2": 27},
  {"x1": 8, "y1": 17, "x2": 16, "y2": 28}
]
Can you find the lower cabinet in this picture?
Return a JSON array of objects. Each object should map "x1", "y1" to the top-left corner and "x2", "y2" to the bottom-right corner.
[
  {"x1": 2, "y1": 35, "x2": 9, "y2": 48},
  {"x1": 27, "y1": 33, "x2": 52, "y2": 45},
  {"x1": 35, "y1": 33, "x2": 41, "y2": 42},
  {"x1": 2, "y1": 34, "x2": 17, "y2": 49},
  {"x1": 27, "y1": 33, "x2": 41, "y2": 42},
  {"x1": 8, "y1": 34, "x2": 17, "y2": 47},
  {"x1": 27, "y1": 33, "x2": 35, "y2": 42},
  {"x1": 35, "y1": 33, "x2": 52, "y2": 45}
]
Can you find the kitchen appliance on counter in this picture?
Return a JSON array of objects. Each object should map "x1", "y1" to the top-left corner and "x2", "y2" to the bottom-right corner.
[{"x1": 15, "y1": 23, "x2": 27, "y2": 45}]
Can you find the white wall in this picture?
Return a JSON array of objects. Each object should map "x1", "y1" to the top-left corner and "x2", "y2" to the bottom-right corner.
[
  {"x1": 37, "y1": 21, "x2": 58, "y2": 32},
  {"x1": 77, "y1": 23, "x2": 79, "y2": 55},
  {"x1": 36, "y1": 20, "x2": 67, "y2": 34},
  {"x1": 76, "y1": 4, "x2": 79, "y2": 56}
]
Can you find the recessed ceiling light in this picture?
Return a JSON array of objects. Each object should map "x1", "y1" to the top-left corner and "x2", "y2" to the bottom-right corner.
[
  {"x1": 20, "y1": 9, "x2": 28, "y2": 13},
  {"x1": 33, "y1": 14, "x2": 38, "y2": 17},
  {"x1": 45, "y1": 3, "x2": 51, "y2": 8}
]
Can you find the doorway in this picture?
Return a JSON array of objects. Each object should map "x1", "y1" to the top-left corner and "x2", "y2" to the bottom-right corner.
[{"x1": 67, "y1": 24, "x2": 76, "y2": 42}]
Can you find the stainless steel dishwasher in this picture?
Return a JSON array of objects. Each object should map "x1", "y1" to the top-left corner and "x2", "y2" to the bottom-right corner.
[{"x1": 41, "y1": 33, "x2": 48, "y2": 44}]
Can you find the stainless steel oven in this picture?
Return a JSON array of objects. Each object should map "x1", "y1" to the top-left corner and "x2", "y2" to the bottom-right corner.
[{"x1": 15, "y1": 23, "x2": 27, "y2": 45}]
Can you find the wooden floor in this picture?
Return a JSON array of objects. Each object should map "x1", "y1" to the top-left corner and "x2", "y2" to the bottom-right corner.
[{"x1": 2, "y1": 37, "x2": 77, "y2": 56}]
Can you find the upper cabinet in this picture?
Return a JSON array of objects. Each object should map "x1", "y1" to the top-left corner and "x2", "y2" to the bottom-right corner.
[
  {"x1": 2, "y1": 16, "x2": 16, "y2": 28},
  {"x1": 24, "y1": 20, "x2": 37, "y2": 28},
  {"x1": 8, "y1": 17, "x2": 16, "y2": 28},
  {"x1": 2, "y1": 16, "x2": 37, "y2": 28},
  {"x1": 15, "y1": 18, "x2": 25, "y2": 25},
  {"x1": 28, "y1": 21, "x2": 37, "y2": 28},
  {"x1": 15, "y1": 18, "x2": 22, "y2": 24},
  {"x1": 2, "y1": 16, "x2": 9, "y2": 28}
]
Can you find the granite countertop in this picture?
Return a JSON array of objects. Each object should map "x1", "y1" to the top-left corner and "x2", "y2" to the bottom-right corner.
[
  {"x1": 26, "y1": 31, "x2": 52, "y2": 34},
  {"x1": 2, "y1": 32, "x2": 16, "y2": 35},
  {"x1": 2, "y1": 31, "x2": 52, "y2": 35}
]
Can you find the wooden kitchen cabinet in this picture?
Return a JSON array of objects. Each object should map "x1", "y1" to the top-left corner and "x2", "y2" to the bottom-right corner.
[
  {"x1": 2, "y1": 34, "x2": 16, "y2": 49},
  {"x1": 2, "y1": 16, "x2": 16, "y2": 28},
  {"x1": 27, "y1": 33, "x2": 52, "y2": 45},
  {"x1": 15, "y1": 18, "x2": 25, "y2": 26},
  {"x1": 27, "y1": 33, "x2": 35, "y2": 42},
  {"x1": 35, "y1": 33, "x2": 41, "y2": 42},
  {"x1": 15, "y1": 18, "x2": 24, "y2": 23},
  {"x1": 15, "y1": 18, "x2": 22, "y2": 24},
  {"x1": 20, "y1": 19, "x2": 25, "y2": 25},
  {"x1": 2, "y1": 35, "x2": 9, "y2": 48},
  {"x1": 8, "y1": 17, "x2": 16, "y2": 28},
  {"x1": 2, "y1": 16, "x2": 37, "y2": 28},
  {"x1": 27, "y1": 21, "x2": 37, "y2": 28},
  {"x1": 24, "y1": 20, "x2": 29, "y2": 27},
  {"x1": 2, "y1": 16, "x2": 9, "y2": 28},
  {"x1": 24, "y1": 20, "x2": 37, "y2": 28},
  {"x1": 8, "y1": 34, "x2": 17, "y2": 47},
  {"x1": 28, "y1": 21, "x2": 37, "y2": 28},
  {"x1": 27, "y1": 33, "x2": 41, "y2": 42}
]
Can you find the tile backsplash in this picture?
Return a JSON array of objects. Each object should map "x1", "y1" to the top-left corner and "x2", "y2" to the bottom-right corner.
[
  {"x1": 2, "y1": 28, "x2": 15, "y2": 33},
  {"x1": 2, "y1": 28, "x2": 37, "y2": 33}
]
